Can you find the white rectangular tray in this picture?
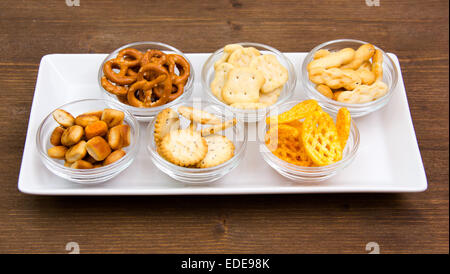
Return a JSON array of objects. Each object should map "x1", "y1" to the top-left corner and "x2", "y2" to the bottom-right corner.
[{"x1": 18, "y1": 53, "x2": 427, "y2": 195}]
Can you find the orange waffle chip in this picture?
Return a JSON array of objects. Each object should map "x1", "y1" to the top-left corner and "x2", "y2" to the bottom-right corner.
[
  {"x1": 336, "y1": 107, "x2": 351, "y2": 150},
  {"x1": 301, "y1": 110, "x2": 342, "y2": 166},
  {"x1": 265, "y1": 125, "x2": 314, "y2": 167},
  {"x1": 272, "y1": 138, "x2": 314, "y2": 167},
  {"x1": 285, "y1": 120, "x2": 303, "y2": 130},
  {"x1": 266, "y1": 100, "x2": 321, "y2": 124},
  {"x1": 265, "y1": 124, "x2": 300, "y2": 151}
]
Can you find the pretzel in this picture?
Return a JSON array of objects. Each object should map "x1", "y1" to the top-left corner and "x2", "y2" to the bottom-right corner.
[
  {"x1": 142, "y1": 50, "x2": 167, "y2": 65},
  {"x1": 372, "y1": 49, "x2": 383, "y2": 81},
  {"x1": 103, "y1": 59, "x2": 137, "y2": 85},
  {"x1": 102, "y1": 48, "x2": 190, "y2": 108},
  {"x1": 309, "y1": 67, "x2": 361, "y2": 90},
  {"x1": 151, "y1": 54, "x2": 190, "y2": 101},
  {"x1": 166, "y1": 54, "x2": 190, "y2": 85},
  {"x1": 116, "y1": 48, "x2": 143, "y2": 67},
  {"x1": 335, "y1": 80, "x2": 388, "y2": 104},
  {"x1": 101, "y1": 76, "x2": 128, "y2": 96},
  {"x1": 127, "y1": 63, "x2": 171, "y2": 108}
]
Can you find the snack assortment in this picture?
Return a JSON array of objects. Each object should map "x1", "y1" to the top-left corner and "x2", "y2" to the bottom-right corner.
[
  {"x1": 47, "y1": 108, "x2": 130, "y2": 169},
  {"x1": 307, "y1": 44, "x2": 388, "y2": 104},
  {"x1": 153, "y1": 106, "x2": 237, "y2": 168},
  {"x1": 265, "y1": 100, "x2": 351, "y2": 167},
  {"x1": 210, "y1": 44, "x2": 288, "y2": 109},
  {"x1": 101, "y1": 48, "x2": 190, "y2": 108}
]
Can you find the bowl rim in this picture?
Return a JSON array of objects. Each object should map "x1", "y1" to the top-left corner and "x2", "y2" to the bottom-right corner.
[
  {"x1": 301, "y1": 38, "x2": 399, "y2": 109},
  {"x1": 259, "y1": 100, "x2": 360, "y2": 173},
  {"x1": 36, "y1": 98, "x2": 140, "y2": 176},
  {"x1": 146, "y1": 100, "x2": 248, "y2": 173},
  {"x1": 97, "y1": 41, "x2": 195, "y2": 113},
  {"x1": 201, "y1": 42, "x2": 296, "y2": 115}
]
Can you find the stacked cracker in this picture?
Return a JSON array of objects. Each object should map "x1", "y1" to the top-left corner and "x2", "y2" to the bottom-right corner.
[
  {"x1": 211, "y1": 44, "x2": 288, "y2": 110},
  {"x1": 47, "y1": 108, "x2": 130, "y2": 169},
  {"x1": 308, "y1": 44, "x2": 388, "y2": 104},
  {"x1": 154, "y1": 107, "x2": 237, "y2": 168}
]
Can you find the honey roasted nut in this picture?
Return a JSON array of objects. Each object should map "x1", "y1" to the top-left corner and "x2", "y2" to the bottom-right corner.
[
  {"x1": 50, "y1": 126, "x2": 65, "y2": 146},
  {"x1": 61, "y1": 125, "x2": 84, "y2": 147},
  {"x1": 86, "y1": 136, "x2": 112, "y2": 161},
  {"x1": 52, "y1": 109, "x2": 75, "y2": 128},
  {"x1": 83, "y1": 154, "x2": 98, "y2": 164},
  {"x1": 46, "y1": 107, "x2": 132, "y2": 170},
  {"x1": 108, "y1": 124, "x2": 130, "y2": 150},
  {"x1": 71, "y1": 160, "x2": 94, "y2": 169},
  {"x1": 119, "y1": 124, "x2": 131, "y2": 148},
  {"x1": 82, "y1": 110, "x2": 103, "y2": 119},
  {"x1": 65, "y1": 140, "x2": 87, "y2": 163},
  {"x1": 75, "y1": 114, "x2": 99, "y2": 127},
  {"x1": 103, "y1": 149, "x2": 126, "y2": 166},
  {"x1": 101, "y1": 109, "x2": 125, "y2": 128},
  {"x1": 85, "y1": 120, "x2": 108, "y2": 140},
  {"x1": 47, "y1": 146, "x2": 68, "y2": 159}
]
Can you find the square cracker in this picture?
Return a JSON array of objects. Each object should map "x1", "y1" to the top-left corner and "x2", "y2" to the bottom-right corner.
[
  {"x1": 222, "y1": 67, "x2": 265, "y2": 104},
  {"x1": 214, "y1": 44, "x2": 243, "y2": 70},
  {"x1": 258, "y1": 86, "x2": 282, "y2": 106},
  {"x1": 250, "y1": 54, "x2": 288, "y2": 93},
  {"x1": 227, "y1": 47, "x2": 261, "y2": 68},
  {"x1": 210, "y1": 63, "x2": 234, "y2": 102}
]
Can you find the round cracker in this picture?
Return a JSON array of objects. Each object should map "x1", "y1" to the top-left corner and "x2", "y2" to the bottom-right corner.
[
  {"x1": 154, "y1": 108, "x2": 180, "y2": 146},
  {"x1": 159, "y1": 129, "x2": 208, "y2": 167},
  {"x1": 197, "y1": 135, "x2": 235, "y2": 168}
]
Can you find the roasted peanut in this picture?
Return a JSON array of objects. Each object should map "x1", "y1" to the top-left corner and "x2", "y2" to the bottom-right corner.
[
  {"x1": 65, "y1": 140, "x2": 87, "y2": 163},
  {"x1": 81, "y1": 110, "x2": 103, "y2": 119},
  {"x1": 47, "y1": 146, "x2": 68, "y2": 159},
  {"x1": 71, "y1": 160, "x2": 94, "y2": 169},
  {"x1": 86, "y1": 136, "x2": 111, "y2": 161},
  {"x1": 108, "y1": 124, "x2": 130, "y2": 150},
  {"x1": 52, "y1": 109, "x2": 75, "y2": 127},
  {"x1": 61, "y1": 125, "x2": 84, "y2": 146},
  {"x1": 103, "y1": 149, "x2": 126, "y2": 166},
  {"x1": 85, "y1": 120, "x2": 108, "y2": 140},
  {"x1": 101, "y1": 109, "x2": 124, "y2": 128},
  {"x1": 50, "y1": 126, "x2": 65, "y2": 146},
  {"x1": 75, "y1": 114, "x2": 99, "y2": 127}
]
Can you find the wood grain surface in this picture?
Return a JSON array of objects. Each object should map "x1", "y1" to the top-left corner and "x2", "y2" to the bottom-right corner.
[{"x1": 0, "y1": 0, "x2": 448, "y2": 254}]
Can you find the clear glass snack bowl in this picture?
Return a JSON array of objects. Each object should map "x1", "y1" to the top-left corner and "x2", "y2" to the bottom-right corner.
[
  {"x1": 301, "y1": 39, "x2": 398, "y2": 118},
  {"x1": 259, "y1": 101, "x2": 360, "y2": 182},
  {"x1": 146, "y1": 100, "x2": 248, "y2": 184},
  {"x1": 201, "y1": 42, "x2": 296, "y2": 123},
  {"x1": 36, "y1": 99, "x2": 140, "y2": 184},
  {"x1": 98, "y1": 41, "x2": 195, "y2": 122}
]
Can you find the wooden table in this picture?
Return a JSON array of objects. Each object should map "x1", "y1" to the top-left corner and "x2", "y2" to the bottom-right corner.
[{"x1": 0, "y1": 0, "x2": 448, "y2": 254}]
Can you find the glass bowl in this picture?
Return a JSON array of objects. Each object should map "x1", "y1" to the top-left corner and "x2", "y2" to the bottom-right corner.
[
  {"x1": 301, "y1": 39, "x2": 398, "y2": 118},
  {"x1": 201, "y1": 42, "x2": 296, "y2": 123},
  {"x1": 146, "y1": 100, "x2": 247, "y2": 184},
  {"x1": 36, "y1": 99, "x2": 140, "y2": 184},
  {"x1": 98, "y1": 41, "x2": 195, "y2": 122},
  {"x1": 259, "y1": 101, "x2": 359, "y2": 182}
]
